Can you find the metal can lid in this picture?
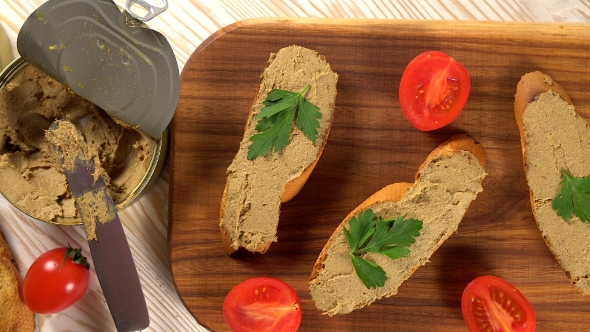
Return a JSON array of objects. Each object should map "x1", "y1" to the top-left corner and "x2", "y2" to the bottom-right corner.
[{"x1": 16, "y1": 0, "x2": 179, "y2": 139}]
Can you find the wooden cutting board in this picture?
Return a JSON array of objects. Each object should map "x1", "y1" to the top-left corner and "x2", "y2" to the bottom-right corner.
[{"x1": 168, "y1": 18, "x2": 590, "y2": 331}]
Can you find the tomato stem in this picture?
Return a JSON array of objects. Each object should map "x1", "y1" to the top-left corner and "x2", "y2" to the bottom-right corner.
[{"x1": 61, "y1": 243, "x2": 90, "y2": 270}]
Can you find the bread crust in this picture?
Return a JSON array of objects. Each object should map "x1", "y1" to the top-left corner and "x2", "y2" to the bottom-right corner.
[
  {"x1": 310, "y1": 134, "x2": 486, "y2": 313},
  {"x1": 0, "y1": 229, "x2": 35, "y2": 331},
  {"x1": 219, "y1": 46, "x2": 338, "y2": 254}
]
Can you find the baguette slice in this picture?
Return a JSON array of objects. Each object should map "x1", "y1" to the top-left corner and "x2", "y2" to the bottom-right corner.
[
  {"x1": 310, "y1": 134, "x2": 486, "y2": 315},
  {"x1": 514, "y1": 71, "x2": 590, "y2": 294},
  {"x1": 220, "y1": 45, "x2": 338, "y2": 254},
  {"x1": 0, "y1": 228, "x2": 35, "y2": 331}
]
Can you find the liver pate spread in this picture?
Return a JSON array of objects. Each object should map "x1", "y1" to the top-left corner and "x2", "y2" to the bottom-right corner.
[
  {"x1": 0, "y1": 64, "x2": 154, "y2": 224},
  {"x1": 523, "y1": 90, "x2": 590, "y2": 291}
]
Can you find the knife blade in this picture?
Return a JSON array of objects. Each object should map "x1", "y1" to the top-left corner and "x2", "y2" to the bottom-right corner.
[{"x1": 46, "y1": 120, "x2": 149, "y2": 331}]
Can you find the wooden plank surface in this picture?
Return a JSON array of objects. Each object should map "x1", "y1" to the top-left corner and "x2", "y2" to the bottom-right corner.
[{"x1": 168, "y1": 18, "x2": 590, "y2": 331}]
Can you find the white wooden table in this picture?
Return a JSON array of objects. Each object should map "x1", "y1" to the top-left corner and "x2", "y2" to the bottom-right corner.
[{"x1": 0, "y1": 0, "x2": 588, "y2": 331}]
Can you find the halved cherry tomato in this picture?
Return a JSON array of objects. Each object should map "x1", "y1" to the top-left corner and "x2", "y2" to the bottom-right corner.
[
  {"x1": 223, "y1": 277, "x2": 301, "y2": 332},
  {"x1": 461, "y1": 275, "x2": 536, "y2": 332},
  {"x1": 399, "y1": 51, "x2": 471, "y2": 131},
  {"x1": 23, "y1": 245, "x2": 90, "y2": 314}
]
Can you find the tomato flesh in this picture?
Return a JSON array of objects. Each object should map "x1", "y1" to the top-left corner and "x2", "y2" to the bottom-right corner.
[
  {"x1": 461, "y1": 275, "x2": 535, "y2": 332},
  {"x1": 23, "y1": 247, "x2": 90, "y2": 314},
  {"x1": 223, "y1": 277, "x2": 301, "y2": 332},
  {"x1": 399, "y1": 51, "x2": 471, "y2": 131}
]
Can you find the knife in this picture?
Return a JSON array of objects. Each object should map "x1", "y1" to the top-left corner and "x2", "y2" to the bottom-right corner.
[{"x1": 46, "y1": 120, "x2": 150, "y2": 331}]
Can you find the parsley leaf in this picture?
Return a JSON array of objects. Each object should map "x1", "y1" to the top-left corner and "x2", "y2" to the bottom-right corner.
[
  {"x1": 343, "y1": 209, "x2": 423, "y2": 289},
  {"x1": 247, "y1": 84, "x2": 322, "y2": 160},
  {"x1": 552, "y1": 168, "x2": 590, "y2": 223}
]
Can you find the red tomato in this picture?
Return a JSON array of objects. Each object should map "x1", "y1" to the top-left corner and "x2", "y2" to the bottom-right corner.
[
  {"x1": 23, "y1": 245, "x2": 90, "y2": 314},
  {"x1": 399, "y1": 51, "x2": 471, "y2": 131},
  {"x1": 223, "y1": 277, "x2": 302, "y2": 332},
  {"x1": 461, "y1": 275, "x2": 536, "y2": 332}
]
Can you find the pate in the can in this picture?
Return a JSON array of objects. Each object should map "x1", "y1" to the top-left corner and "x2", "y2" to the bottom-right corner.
[{"x1": 0, "y1": 58, "x2": 167, "y2": 225}]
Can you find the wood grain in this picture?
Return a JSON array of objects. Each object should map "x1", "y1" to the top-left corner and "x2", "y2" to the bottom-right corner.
[{"x1": 176, "y1": 18, "x2": 590, "y2": 331}]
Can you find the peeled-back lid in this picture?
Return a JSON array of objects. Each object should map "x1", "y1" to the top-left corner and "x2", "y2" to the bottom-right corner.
[{"x1": 17, "y1": 0, "x2": 179, "y2": 138}]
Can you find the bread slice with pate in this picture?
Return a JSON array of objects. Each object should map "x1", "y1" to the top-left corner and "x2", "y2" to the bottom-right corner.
[
  {"x1": 220, "y1": 45, "x2": 338, "y2": 254},
  {"x1": 514, "y1": 71, "x2": 590, "y2": 294},
  {"x1": 309, "y1": 134, "x2": 486, "y2": 315}
]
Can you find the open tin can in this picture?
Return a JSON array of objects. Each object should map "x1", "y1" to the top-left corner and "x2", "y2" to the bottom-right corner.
[
  {"x1": 0, "y1": 0, "x2": 178, "y2": 225},
  {"x1": 0, "y1": 57, "x2": 169, "y2": 225}
]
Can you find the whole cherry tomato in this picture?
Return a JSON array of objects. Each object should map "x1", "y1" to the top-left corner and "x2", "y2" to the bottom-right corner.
[{"x1": 23, "y1": 245, "x2": 91, "y2": 314}]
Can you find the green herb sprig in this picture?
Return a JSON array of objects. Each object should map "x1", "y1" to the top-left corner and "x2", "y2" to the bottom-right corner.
[
  {"x1": 343, "y1": 209, "x2": 423, "y2": 289},
  {"x1": 247, "y1": 84, "x2": 321, "y2": 160},
  {"x1": 552, "y1": 168, "x2": 590, "y2": 223}
]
